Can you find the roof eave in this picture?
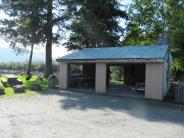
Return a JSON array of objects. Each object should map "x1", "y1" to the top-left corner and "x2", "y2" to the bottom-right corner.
[{"x1": 56, "y1": 58, "x2": 164, "y2": 63}]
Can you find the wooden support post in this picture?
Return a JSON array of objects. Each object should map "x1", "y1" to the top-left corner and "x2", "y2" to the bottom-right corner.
[
  {"x1": 95, "y1": 63, "x2": 107, "y2": 93},
  {"x1": 59, "y1": 62, "x2": 69, "y2": 89}
]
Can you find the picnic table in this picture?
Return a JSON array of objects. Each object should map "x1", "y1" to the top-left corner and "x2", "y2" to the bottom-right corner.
[
  {"x1": 6, "y1": 75, "x2": 22, "y2": 86},
  {"x1": 76, "y1": 77, "x2": 94, "y2": 88},
  {"x1": 6, "y1": 75, "x2": 18, "y2": 85}
]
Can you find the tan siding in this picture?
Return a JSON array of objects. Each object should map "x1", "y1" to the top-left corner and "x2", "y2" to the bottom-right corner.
[
  {"x1": 163, "y1": 61, "x2": 168, "y2": 96},
  {"x1": 145, "y1": 63, "x2": 164, "y2": 100},
  {"x1": 59, "y1": 62, "x2": 68, "y2": 89},
  {"x1": 95, "y1": 63, "x2": 107, "y2": 93}
]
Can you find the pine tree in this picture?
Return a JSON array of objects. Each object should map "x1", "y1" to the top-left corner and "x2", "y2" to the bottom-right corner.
[
  {"x1": 0, "y1": 0, "x2": 69, "y2": 76},
  {"x1": 65, "y1": 0, "x2": 127, "y2": 50}
]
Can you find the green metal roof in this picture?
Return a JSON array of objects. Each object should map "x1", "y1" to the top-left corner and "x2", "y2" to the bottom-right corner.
[{"x1": 57, "y1": 45, "x2": 169, "y2": 61}]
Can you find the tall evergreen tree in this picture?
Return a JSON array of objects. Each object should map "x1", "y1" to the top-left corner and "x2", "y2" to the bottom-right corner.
[
  {"x1": 65, "y1": 0, "x2": 127, "y2": 50},
  {"x1": 0, "y1": 0, "x2": 44, "y2": 76},
  {"x1": 0, "y1": 0, "x2": 69, "y2": 76}
]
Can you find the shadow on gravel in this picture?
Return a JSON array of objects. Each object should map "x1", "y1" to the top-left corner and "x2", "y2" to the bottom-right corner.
[{"x1": 38, "y1": 88, "x2": 184, "y2": 126}]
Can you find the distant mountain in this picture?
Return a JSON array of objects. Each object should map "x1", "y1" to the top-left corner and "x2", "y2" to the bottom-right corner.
[{"x1": 0, "y1": 47, "x2": 44, "y2": 62}]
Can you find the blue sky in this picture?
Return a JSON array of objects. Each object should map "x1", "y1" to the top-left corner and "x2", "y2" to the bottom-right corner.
[{"x1": 0, "y1": 0, "x2": 132, "y2": 62}]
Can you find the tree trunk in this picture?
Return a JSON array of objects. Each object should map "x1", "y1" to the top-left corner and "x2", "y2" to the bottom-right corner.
[
  {"x1": 45, "y1": 0, "x2": 53, "y2": 77},
  {"x1": 26, "y1": 44, "x2": 34, "y2": 76}
]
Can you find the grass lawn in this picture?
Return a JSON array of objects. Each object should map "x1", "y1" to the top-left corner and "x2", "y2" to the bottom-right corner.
[
  {"x1": 109, "y1": 80, "x2": 124, "y2": 85},
  {"x1": 0, "y1": 75, "x2": 48, "y2": 97}
]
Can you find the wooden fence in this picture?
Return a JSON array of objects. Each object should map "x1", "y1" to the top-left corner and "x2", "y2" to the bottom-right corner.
[{"x1": 175, "y1": 86, "x2": 184, "y2": 104}]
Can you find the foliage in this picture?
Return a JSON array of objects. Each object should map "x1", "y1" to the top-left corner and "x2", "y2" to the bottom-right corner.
[
  {"x1": 167, "y1": 0, "x2": 184, "y2": 48},
  {"x1": 167, "y1": 0, "x2": 184, "y2": 76},
  {"x1": 110, "y1": 66, "x2": 123, "y2": 81},
  {"x1": 0, "y1": 61, "x2": 58, "y2": 73},
  {"x1": 0, "y1": 75, "x2": 48, "y2": 97},
  {"x1": 122, "y1": 0, "x2": 167, "y2": 45},
  {"x1": 0, "y1": 0, "x2": 69, "y2": 76},
  {"x1": 0, "y1": 0, "x2": 44, "y2": 52},
  {"x1": 123, "y1": 0, "x2": 184, "y2": 79},
  {"x1": 18, "y1": 75, "x2": 48, "y2": 90},
  {"x1": 171, "y1": 58, "x2": 184, "y2": 80},
  {"x1": 109, "y1": 80, "x2": 123, "y2": 85},
  {"x1": 65, "y1": 0, "x2": 128, "y2": 50}
]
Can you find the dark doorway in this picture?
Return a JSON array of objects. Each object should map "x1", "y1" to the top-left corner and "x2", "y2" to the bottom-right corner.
[
  {"x1": 68, "y1": 63, "x2": 96, "y2": 91},
  {"x1": 107, "y1": 63, "x2": 146, "y2": 98}
]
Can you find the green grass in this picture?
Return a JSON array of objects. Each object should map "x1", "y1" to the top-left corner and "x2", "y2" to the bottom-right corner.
[
  {"x1": 0, "y1": 75, "x2": 48, "y2": 97},
  {"x1": 110, "y1": 80, "x2": 124, "y2": 85},
  {"x1": 18, "y1": 75, "x2": 48, "y2": 90}
]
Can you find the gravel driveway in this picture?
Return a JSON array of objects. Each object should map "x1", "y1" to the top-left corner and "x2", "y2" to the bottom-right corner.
[{"x1": 0, "y1": 90, "x2": 184, "y2": 138}]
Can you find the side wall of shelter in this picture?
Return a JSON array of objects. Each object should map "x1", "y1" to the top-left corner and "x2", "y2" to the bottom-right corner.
[{"x1": 145, "y1": 62, "x2": 168, "y2": 100}]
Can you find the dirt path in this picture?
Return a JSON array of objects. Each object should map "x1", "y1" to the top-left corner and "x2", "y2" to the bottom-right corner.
[{"x1": 0, "y1": 90, "x2": 184, "y2": 138}]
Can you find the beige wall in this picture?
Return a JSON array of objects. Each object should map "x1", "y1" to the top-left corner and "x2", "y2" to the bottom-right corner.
[
  {"x1": 163, "y1": 61, "x2": 169, "y2": 96},
  {"x1": 58, "y1": 60, "x2": 169, "y2": 100},
  {"x1": 59, "y1": 62, "x2": 69, "y2": 89},
  {"x1": 95, "y1": 63, "x2": 107, "y2": 93},
  {"x1": 145, "y1": 63, "x2": 164, "y2": 100}
]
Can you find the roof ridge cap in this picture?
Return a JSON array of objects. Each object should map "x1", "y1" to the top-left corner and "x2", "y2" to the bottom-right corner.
[{"x1": 82, "y1": 44, "x2": 168, "y2": 50}]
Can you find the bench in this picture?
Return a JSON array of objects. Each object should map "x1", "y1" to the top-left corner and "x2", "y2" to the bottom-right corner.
[
  {"x1": 0, "y1": 87, "x2": 4, "y2": 95},
  {"x1": 135, "y1": 83, "x2": 145, "y2": 92}
]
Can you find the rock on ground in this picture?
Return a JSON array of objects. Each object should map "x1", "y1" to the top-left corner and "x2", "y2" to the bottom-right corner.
[
  {"x1": 0, "y1": 87, "x2": 4, "y2": 94},
  {"x1": 13, "y1": 85, "x2": 25, "y2": 93},
  {"x1": 30, "y1": 84, "x2": 42, "y2": 91}
]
